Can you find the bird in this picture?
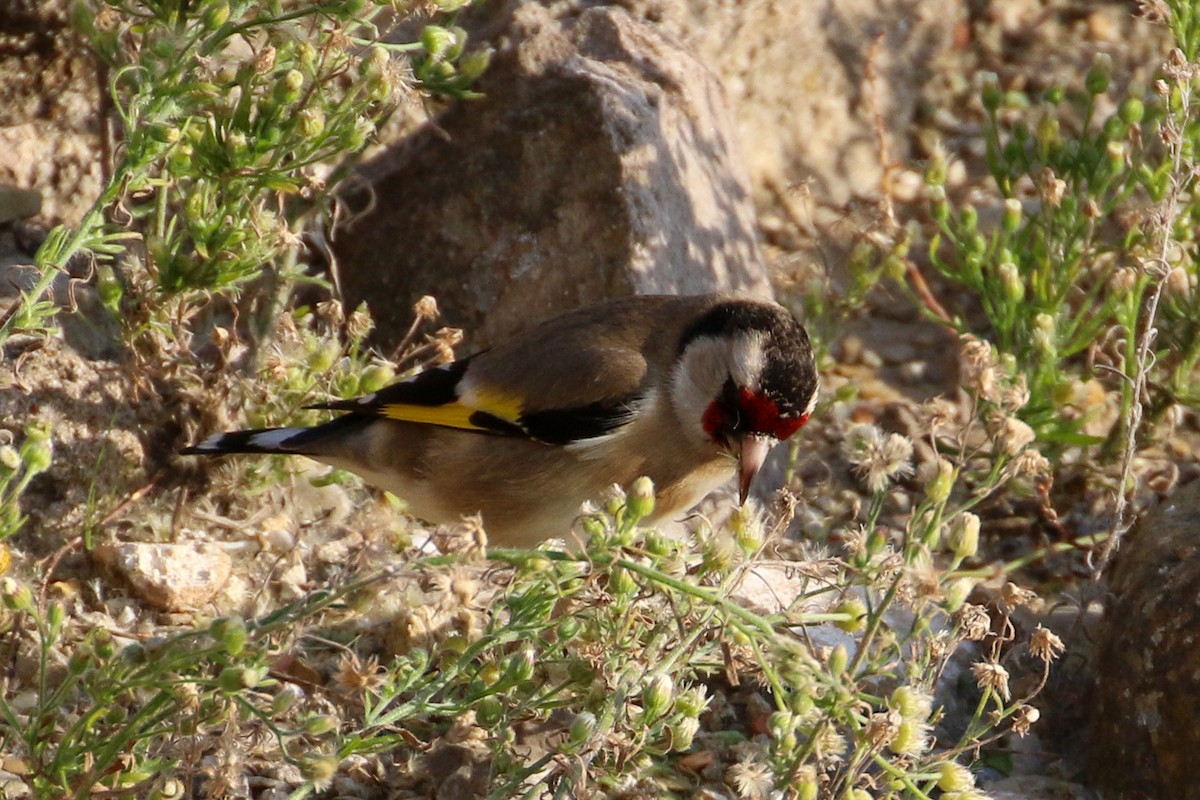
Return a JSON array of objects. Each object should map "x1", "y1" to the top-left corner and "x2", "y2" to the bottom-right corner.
[{"x1": 182, "y1": 293, "x2": 819, "y2": 547}]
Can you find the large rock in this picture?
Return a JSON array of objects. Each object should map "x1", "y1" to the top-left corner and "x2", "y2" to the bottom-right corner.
[
  {"x1": 659, "y1": 0, "x2": 962, "y2": 209},
  {"x1": 334, "y1": 5, "x2": 771, "y2": 351},
  {"x1": 1088, "y1": 480, "x2": 1200, "y2": 799}
]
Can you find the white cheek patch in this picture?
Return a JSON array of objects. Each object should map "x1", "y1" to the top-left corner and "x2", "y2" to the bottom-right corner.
[
  {"x1": 727, "y1": 332, "x2": 767, "y2": 390},
  {"x1": 672, "y1": 336, "x2": 730, "y2": 427}
]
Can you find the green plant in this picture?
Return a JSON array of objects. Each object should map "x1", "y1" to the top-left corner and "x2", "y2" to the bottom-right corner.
[
  {"x1": 895, "y1": 8, "x2": 1200, "y2": 451},
  {"x1": 0, "y1": 425, "x2": 53, "y2": 541},
  {"x1": 4, "y1": 0, "x2": 488, "y2": 354}
]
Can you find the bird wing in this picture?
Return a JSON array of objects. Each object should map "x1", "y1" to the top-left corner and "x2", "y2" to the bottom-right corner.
[{"x1": 312, "y1": 298, "x2": 686, "y2": 445}]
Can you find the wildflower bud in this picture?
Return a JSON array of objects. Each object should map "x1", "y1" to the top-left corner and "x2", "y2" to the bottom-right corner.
[
  {"x1": 274, "y1": 68, "x2": 304, "y2": 104},
  {"x1": 602, "y1": 484, "x2": 626, "y2": 518},
  {"x1": 701, "y1": 533, "x2": 737, "y2": 574},
  {"x1": 626, "y1": 476, "x2": 655, "y2": 522},
  {"x1": 675, "y1": 686, "x2": 710, "y2": 717},
  {"x1": 345, "y1": 303, "x2": 374, "y2": 341},
  {"x1": 1085, "y1": 54, "x2": 1111, "y2": 96},
  {"x1": 1032, "y1": 312, "x2": 1056, "y2": 355},
  {"x1": 308, "y1": 339, "x2": 341, "y2": 373},
  {"x1": 293, "y1": 41, "x2": 317, "y2": 73},
  {"x1": 272, "y1": 684, "x2": 304, "y2": 715},
  {"x1": 0, "y1": 445, "x2": 20, "y2": 474},
  {"x1": 363, "y1": 44, "x2": 389, "y2": 77},
  {"x1": 1110, "y1": 266, "x2": 1137, "y2": 294},
  {"x1": 96, "y1": 264, "x2": 123, "y2": 310},
  {"x1": 149, "y1": 779, "x2": 186, "y2": 800},
  {"x1": 476, "y1": 695, "x2": 503, "y2": 727},
  {"x1": 68, "y1": 648, "x2": 91, "y2": 676},
  {"x1": 847, "y1": 789, "x2": 873, "y2": 800},
  {"x1": 147, "y1": 124, "x2": 180, "y2": 144},
  {"x1": 794, "y1": 767, "x2": 819, "y2": 800},
  {"x1": 890, "y1": 685, "x2": 933, "y2": 721},
  {"x1": 568, "y1": 711, "x2": 598, "y2": 747},
  {"x1": 202, "y1": 0, "x2": 230, "y2": 29},
  {"x1": 46, "y1": 601, "x2": 66, "y2": 637},
  {"x1": 21, "y1": 427, "x2": 52, "y2": 475},
  {"x1": 556, "y1": 617, "x2": 582, "y2": 642},
  {"x1": 217, "y1": 666, "x2": 249, "y2": 693},
  {"x1": 828, "y1": 644, "x2": 848, "y2": 675},
  {"x1": 923, "y1": 458, "x2": 955, "y2": 505},
  {"x1": 668, "y1": 716, "x2": 700, "y2": 751},
  {"x1": 1119, "y1": 97, "x2": 1145, "y2": 125},
  {"x1": 1166, "y1": 266, "x2": 1192, "y2": 298},
  {"x1": 890, "y1": 719, "x2": 930, "y2": 755},
  {"x1": 731, "y1": 501, "x2": 764, "y2": 554},
  {"x1": 938, "y1": 761, "x2": 976, "y2": 792},
  {"x1": 299, "y1": 753, "x2": 340, "y2": 783},
  {"x1": 421, "y1": 25, "x2": 454, "y2": 58},
  {"x1": 458, "y1": 48, "x2": 492, "y2": 83},
  {"x1": 997, "y1": 261, "x2": 1024, "y2": 304},
  {"x1": 502, "y1": 648, "x2": 536, "y2": 685},
  {"x1": 359, "y1": 364, "x2": 395, "y2": 394},
  {"x1": 948, "y1": 512, "x2": 980, "y2": 560},
  {"x1": 641, "y1": 673, "x2": 675, "y2": 720},
  {"x1": 960, "y1": 205, "x2": 978, "y2": 233},
  {"x1": 928, "y1": 184, "x2": 949, "y2": 222},
  {"x1": 980, "y1": 72, "x2": 1003, "y2": 112},
  {"x1": 1002, "y1": 197, "x2": 1022, "y2": 233},
  {"x1": 883, "y1": 254, "x2": 907, "y2": 281},
  {"x1": 298, "y1": 107, "x2": 325, "y2": 137},
  {"x1": 608, "y1": 564, "x2": 637, "y2": 597},
  {"x1": 924, "y1": 149, "x2": 947, "y2": 186},
  {"x1": 943, "y1": 578, "x2": 975, "y2": 613},
  {"x1": 1041, "y1": 112, "x2": 1060, "y2": 149},
  {"x1": 1003, "y1": 137, "x2": 1024, "y2": 166},
  {"x1": 93, "y1": 629, "x2": 116, "y2": 660},
  {"x1": 834, "y1": 596, "x2": 868, "y2": 633},
  {"x1": 1106, "y1": 140, "x2": 1127, "y2": 172},
  {"x1": 304, "y1": 714, "x2": 339, "y2": 736},
  {"x1": 210, "y1": 616, "x2": 247, "y2": 656},
  {"x1": 1155, "y1": 78, "x2": 1170, "y2": 96},
  {"x1": 768, "y1": 710, "x2": 795, "y2": 740}
]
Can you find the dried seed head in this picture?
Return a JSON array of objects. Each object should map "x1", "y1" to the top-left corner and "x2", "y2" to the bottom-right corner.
[
  {"x1": 1014, "y1": 449, "x2": 1050, "y2": 477},
  {"x1": 1000, "y1": 581, "x2": 1037, "y2": 608},
  {"x1": 971, "y1": 661, "x2": 1011, "y2": 701},
  {"x1": 866, "y1": 709, "x2": 903, "y2": 747},
  {"x1": 414, "y1": 295, "x2": 440, "y2": 319},
  {"x1": 1166, "y1": 266, "x2": 1192, "y2": 297},
  {"x1": 989, "y1": 411, "x2": 1036, "y2": 456},
  {"x1": 1000, "y1": 373, "x2": 1030, "y2": 412},
  {"x1": 1109, "y1": 266, "x2": 1138, "y2": 294},
  {"x1": 346, "y1": 304, "x2": 374, "y2": 341},
  {"x1": 727, "y1": 758, "x2": 775, "y2": 800},
  {"x1": 1011, "y1": 703, "x2": 1041, "y2": 736},
  {"x1": 1030, "y1": 625, "x2": 1065, "y2": 663},
  {"x1": 843, "y1": 424, "x2": 914, "y2": 493},
  {"x1": 957, "y1": 603, "x2": 991, "y2": 641}
]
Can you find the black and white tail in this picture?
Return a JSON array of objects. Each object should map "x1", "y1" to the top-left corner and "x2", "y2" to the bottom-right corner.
[{"x1": 181, "y1": 427, "x2": 314, "y2": 456}]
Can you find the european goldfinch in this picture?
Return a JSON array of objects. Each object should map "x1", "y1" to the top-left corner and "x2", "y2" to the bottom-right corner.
[{"x1": 183, "y1": 294, "x2": 819, "y2": 547}]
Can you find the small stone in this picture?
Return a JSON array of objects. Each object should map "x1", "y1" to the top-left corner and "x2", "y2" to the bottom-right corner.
[
  {"x1": 258, "y1": 525, "x2": 296, "y2": 553},
  {"x1": 94, "y1": 542, "x2": 233, "y2": 611},
  {"x1": 0, "y1": 185, "x2": 41, "y2": 224}
]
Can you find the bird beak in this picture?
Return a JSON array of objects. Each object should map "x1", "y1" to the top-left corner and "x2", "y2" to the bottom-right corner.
[{"x1": 734, "y1": 434, "x2": 776, "y2": 505}]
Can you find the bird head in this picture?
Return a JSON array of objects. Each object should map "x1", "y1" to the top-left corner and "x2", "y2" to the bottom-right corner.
[{"x1": 671, "y1": 300, "x2": 819, "y2": 504}]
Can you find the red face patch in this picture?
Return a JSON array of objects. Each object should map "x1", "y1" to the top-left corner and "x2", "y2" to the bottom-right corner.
[{"x1": 702, "y1": 387, "x2": 811, "y2": 445}]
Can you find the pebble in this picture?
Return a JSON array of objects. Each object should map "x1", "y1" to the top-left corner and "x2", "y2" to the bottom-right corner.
[{"x1": 94, "y1": 542, "x2": 233, "y2": 611}]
